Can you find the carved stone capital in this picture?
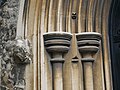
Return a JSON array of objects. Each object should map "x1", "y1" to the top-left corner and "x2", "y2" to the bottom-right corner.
[
  {"x1": 44, "y1": 32, "x2": 72, "y2": 53},
  {"x1": 76, "y1": 32, "x2": 101, "y2": 61},
  {"x1": 44, "y1": 32, "x2": 72, "y2": 62}
]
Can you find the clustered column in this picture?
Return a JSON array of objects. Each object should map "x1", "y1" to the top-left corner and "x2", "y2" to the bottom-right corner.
[
  {"x1": 76, "y1": 32, "x2": 101, "y2": 90},
  {"x1": 43, "y1": 32, "x2": 72, "y2": 90}
]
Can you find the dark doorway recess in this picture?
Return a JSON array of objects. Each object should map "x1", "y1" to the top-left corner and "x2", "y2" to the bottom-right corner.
[{"x1": 109, "y1": 0, "x2": 120, "y2": 90}]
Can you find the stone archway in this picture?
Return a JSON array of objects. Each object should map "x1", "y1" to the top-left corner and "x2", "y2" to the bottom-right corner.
[{"x1": 0, "y1": 0, "x2": 114, "y2": 90}]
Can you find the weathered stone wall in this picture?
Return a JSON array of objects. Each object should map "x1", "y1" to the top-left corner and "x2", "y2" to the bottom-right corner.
[
  {"x1": 0, "y1": 0, "x2": 22, "y2": 89},
  {"x1": 0, "y1": 0, "x2": 19, "y2": 42}
]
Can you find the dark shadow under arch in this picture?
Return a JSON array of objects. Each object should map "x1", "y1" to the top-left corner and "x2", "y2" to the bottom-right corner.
[{"x1": 109, "y1": 0, "x2": 120, "y2": 89}]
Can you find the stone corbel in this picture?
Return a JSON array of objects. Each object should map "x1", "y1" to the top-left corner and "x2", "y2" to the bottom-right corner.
[
  {"x1": 44, "y1": 32, "x2": 72, "y2": 90},
  {"x1": 1, "y1": 38, "x2": 32, "y2": 90},
  {"x1": 5, "y1": 38, "x2": 32, "y2": 64},
  {"x1": 76, "y1": 32, "x2": 101, "y2": 90}
]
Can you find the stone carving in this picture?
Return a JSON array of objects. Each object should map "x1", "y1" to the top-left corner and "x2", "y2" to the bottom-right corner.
[
  {"x1": 0, "y1": 0, "x2": 23, "y2": 89},
  {"x1": 44, "y1": 32, "x2": 72, "y2": 90},
  {"x1": 76, "y1": 32, "x2": 101, "y2": 90},
  {"x1": 1, "y1": 38, "x2": 32, "y2": 90},
  {"x1": 5, "y1": 39, "x2": 32, "y2": 63}
]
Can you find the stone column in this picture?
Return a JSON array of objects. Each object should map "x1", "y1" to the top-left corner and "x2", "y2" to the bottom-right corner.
[
  {"x1": 76, "y1": 32, "x2": 101, "y2": 90},
  {"x1": 43, "y1": 32, "x2": 72, "y2": 90},
  {"x1": 71, "y1": 57, "x2": 79, "y2": 90}
]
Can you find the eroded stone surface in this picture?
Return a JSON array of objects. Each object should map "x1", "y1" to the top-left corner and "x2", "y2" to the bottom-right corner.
[
  {"x1": 0, "y1": 0, "x2": 27, "y2": 89},
  {"x1": 1, "y1": 39, "x2": 32, "y2": 90},
  {"x1": 0, "y1": 0, "x2": 20, "y2": 42}
]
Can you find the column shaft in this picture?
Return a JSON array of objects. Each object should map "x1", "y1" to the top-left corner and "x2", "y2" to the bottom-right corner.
[
  {"x1": 71, "y1": 62, "x2": 79, "y2": 90},
  {"x1": 53, "y1": 63, "x2": 63, "y2": 90},
  {"x1": 83, "y1": 62, "x2": 94, "y2": 90}
]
